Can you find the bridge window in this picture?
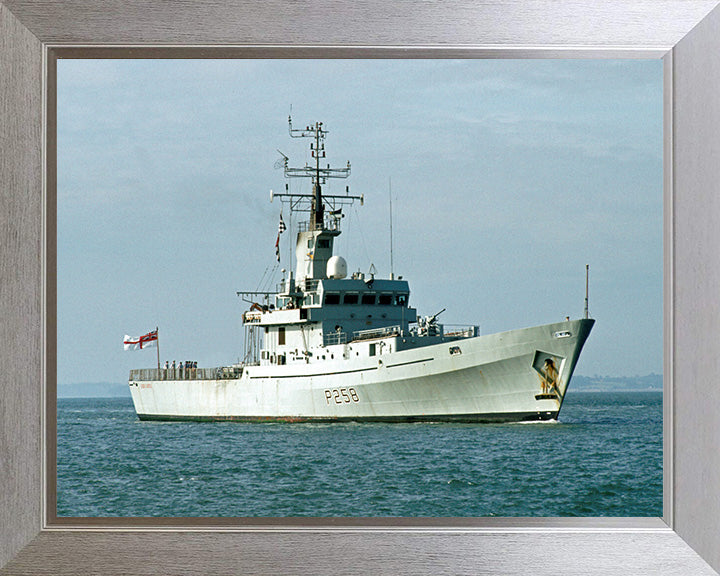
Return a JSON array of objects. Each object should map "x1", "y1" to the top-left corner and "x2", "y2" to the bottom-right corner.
[
  {"x1": 395, "y1": 294, "x2": 408, "y2": 306},
  {"x1": 317, "y1": 239, "x2": 330, "y2": 249},
  {"x1": 378, "y1": 293, "x2": 392, "y2": 306},
  {"x1": 324, "y1": 293, "x2": 340, "y2": 305},
  {"x1": 361, "y1": 293, "x2": 376, "y2": 305},
  {"x1": 343, "y1": 293, "x2": 359, "y2": 305}
]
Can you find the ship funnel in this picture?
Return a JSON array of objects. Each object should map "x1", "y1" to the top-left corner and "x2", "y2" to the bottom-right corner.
[{"x1": 327, "y1": 255, "x2": 347, "y2": 279}]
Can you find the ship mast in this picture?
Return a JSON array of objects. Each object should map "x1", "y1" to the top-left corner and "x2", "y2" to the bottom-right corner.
[
  {"x1": 292, "y1": 120, "x2": 325, "y2": 230},
  {"x1": 279, "y1": 117, "x2": 359, "y2": 232},
  {"x1": 271, "y1": 117, "x2": 363, "y2": 284}
]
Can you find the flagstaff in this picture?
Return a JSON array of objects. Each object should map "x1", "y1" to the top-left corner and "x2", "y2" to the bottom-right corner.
[
  {"x1": 584, "y1": 265, "x2": 590, "y2": 320},
  {"x1": 156, "y1": 326, "x2": 160, "y2": 371},
  {"x1": 123, "y1": 328, "x2": 160, "y2": 373}
]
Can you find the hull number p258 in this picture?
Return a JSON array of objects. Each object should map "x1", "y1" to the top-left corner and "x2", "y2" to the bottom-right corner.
[{"x1": 325, "y1": 388, "x2": 360, "y2": 404}]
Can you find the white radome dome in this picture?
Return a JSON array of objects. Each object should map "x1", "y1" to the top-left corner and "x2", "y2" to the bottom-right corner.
[{"x1": 327, "y1": 255, "x2": 348, "y2": 279}]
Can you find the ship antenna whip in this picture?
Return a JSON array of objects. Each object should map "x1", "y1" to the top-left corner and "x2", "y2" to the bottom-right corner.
[
  {"x1": 389, "y1": 177, "x2": 395, "y2": 280},
  {"x1": 584, "y1": 264, "x2": 589, "y2": 319}
]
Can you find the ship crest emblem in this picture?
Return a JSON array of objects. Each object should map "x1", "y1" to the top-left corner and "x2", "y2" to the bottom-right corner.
[{"x1": 532, "y1": 351, "x2": 564, "y2": 400}]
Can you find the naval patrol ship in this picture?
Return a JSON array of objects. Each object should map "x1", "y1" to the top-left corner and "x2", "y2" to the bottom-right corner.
[{"x1": 128, "y1": 118, "x2": 594, "y2": 422}]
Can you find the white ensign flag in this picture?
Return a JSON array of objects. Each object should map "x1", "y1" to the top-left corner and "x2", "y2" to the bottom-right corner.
[{"x1": 123, "y1": 329, "x2": 158, "y2": 351}]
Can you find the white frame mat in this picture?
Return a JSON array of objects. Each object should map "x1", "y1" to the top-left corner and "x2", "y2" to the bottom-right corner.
[{"x1": 2, "y1": 1, "x2": 720, "y2": 574}]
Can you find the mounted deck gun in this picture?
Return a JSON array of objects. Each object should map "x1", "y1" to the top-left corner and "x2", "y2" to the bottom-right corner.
[{"x1": 417, "y1": 308, "x2": 446, "y2": 337}]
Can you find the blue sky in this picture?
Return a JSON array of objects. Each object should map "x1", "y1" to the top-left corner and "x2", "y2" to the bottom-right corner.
[{"x1": 57, "y1": 59, "x2": 663, "y2": 385}]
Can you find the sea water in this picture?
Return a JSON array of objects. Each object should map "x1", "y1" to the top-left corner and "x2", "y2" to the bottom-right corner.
[{"x1": 56, "y1": 391, "x2": 662, "y2": 517}]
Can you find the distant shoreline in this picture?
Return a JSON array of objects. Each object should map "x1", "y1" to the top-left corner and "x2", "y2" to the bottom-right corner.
[{"x1": 57, "y1": 374, "x2": 663, "y2": 399}]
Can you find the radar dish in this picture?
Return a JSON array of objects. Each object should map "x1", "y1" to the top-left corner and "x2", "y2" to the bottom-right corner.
[{"x1": 327, "y1": 256, "x2": 347, "y2": 279}]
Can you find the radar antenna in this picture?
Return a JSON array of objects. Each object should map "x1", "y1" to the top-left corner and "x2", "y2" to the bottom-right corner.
[{"x1": 271, "y1": 116, "x2": 361, "y2": 232}]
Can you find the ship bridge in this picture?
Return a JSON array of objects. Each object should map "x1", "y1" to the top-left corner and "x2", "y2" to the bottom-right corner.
[
  {"x1": 237, "y1": 117, "x2": 421, "y2": 366},
  {"x1": 240, "y1": 277, "x2": 417, "y2": 332}
]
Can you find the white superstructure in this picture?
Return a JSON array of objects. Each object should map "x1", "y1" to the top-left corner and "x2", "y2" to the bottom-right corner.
[{"x1": 128, "y1": 118, "x2": 594, "y2": 423}]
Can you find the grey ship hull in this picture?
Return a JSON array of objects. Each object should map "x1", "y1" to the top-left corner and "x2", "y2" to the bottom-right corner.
[{"x1": 129, "y1": 318, "x2": 594, "y2": 423}]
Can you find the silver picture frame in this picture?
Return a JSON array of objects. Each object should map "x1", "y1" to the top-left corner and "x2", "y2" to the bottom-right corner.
[{"x1": 2, "y1": 1, "x2": 720, "y2": 574}]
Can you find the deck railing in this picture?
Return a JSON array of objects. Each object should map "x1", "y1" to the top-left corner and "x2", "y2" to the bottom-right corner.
[
  {"x1": 323, "y1": 331, "x2": 348, "y2": 346},
  {"x1": 351, "y1": 325, "x2": 403, "y2": 342},
  {"x1": 317, "y1": 323, "x2": 482, "y2": 349},
  {"x1": 443, "y1": 325, "x2": 480, "y2": 338},
  {"x1": 129, "y1": 366, "x2": 243, "y2": 382}
]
